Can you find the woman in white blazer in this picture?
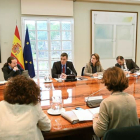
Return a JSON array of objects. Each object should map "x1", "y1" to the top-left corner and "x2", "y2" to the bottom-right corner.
[
  {"x1": 0, "y1": 75, "x2": 51, "y2": 140},
  {"x1": 84, "y1": 53, "x2": 104, "y2": 77}
]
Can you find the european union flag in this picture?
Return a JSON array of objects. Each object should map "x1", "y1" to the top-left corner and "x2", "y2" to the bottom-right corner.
[{"x1": 23, "y1": 27, "x2": 35, "y2": 78}]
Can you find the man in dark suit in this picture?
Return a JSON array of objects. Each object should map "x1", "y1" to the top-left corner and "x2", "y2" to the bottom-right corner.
[
  {"x1": 52, "y1": 53, "x2": 77, "y2": 78},
  {"x1": 115, "y1": 56, "x2": 139, "y2": 73},
  {"x1": 2, "y1": 56, "x2": 24, "y2": 80}
]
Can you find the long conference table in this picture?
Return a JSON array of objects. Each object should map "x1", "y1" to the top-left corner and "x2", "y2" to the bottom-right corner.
[{"x1": 0, "y1": 75, "x2": 140, "y2": 140}]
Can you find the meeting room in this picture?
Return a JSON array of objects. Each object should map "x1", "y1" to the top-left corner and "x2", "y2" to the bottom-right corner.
[{"x1": 0, "y1": 0, "x2": 140, "y2": 140}]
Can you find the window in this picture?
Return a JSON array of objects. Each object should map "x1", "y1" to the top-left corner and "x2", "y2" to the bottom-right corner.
[{"x1": 21, "y1": 17, "x2": 74, "y2": 78}]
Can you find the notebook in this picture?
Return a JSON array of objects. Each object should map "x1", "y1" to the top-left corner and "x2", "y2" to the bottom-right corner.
[{"x1": 61, "y1": 107, "x2": 100, "y2": 124}]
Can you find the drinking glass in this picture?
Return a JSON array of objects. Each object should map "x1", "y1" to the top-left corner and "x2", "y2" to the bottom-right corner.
[
  {"x1": 44, "y1": 73, "x2": 51, "y2": 81},
  {"x1": 51, "y1": 96, "x2": 63, "y2": 113},
  {"x1": 52, "y1": 118, "x2": 62, "y2": 130},
  {"x1": 57, "y1": 74, "x2": 62, "y2": 82}
]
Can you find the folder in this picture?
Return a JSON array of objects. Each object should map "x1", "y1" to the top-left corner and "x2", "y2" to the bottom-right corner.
[{"x1": 61, "y1": 107, "x2": 100, "y2": 124}]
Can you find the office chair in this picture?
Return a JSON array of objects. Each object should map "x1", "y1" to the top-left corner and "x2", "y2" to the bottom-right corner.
[
  {"x1": 81, "y1": 67, "x2": 85, "y2": 76},
  {"x1": 103, "y1": 125, "x2": 140, "y2": 140},
  {"x1": 92, "y1": 134, "x2": 100, "y2": 140}
]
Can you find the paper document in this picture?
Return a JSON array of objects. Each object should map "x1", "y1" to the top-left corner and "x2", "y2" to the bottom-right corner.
[
  {"x1": 88, "y1": 107, "x2": 100, "y2": 116},
  {"x1": 136, "y1": 72, "x2": 140, "y2": 76},
  {"x1": 72, "y1": 110, "x2": 93, "y2": 121},
  {"x1": 77, "y1": 78, "x2": 81, "y2": 81},
  {"x1": 85, "y1": 96, "x2": 103, "y2": 102},
  {"x1": 72, "y1": 107, "x2": 100, "y2": 121},
  {"x1": 93, "y1": 76, "x2": 98, "y2": 78},
  {"x1": 0, "y1": 81, "x2": 7, "y2": 85}
]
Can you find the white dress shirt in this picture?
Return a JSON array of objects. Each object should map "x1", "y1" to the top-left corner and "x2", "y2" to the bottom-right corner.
[
  {"x1": 121, "y1": 60, "x2": 128, "y2": 70},
  {"x1": 0, "y1": 101, "x2": 51, "y2": 140}
]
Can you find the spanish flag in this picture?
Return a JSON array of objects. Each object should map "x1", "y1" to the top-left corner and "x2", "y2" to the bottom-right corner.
[{"x1": 11, "y1": 25, "x2": 24, "y2": 69}]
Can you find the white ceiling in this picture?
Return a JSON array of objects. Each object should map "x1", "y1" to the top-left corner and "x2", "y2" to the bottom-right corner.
[{"x1": 74, "y1": 0, "x2": 140, "y2": 4}]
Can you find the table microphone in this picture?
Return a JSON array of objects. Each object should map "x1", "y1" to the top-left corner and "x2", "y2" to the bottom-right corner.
[
  {"x1": 67, "y1": 67, "x2": 76, "y2": 76},
  {"x1": 86, "y1": 87, "x2": 105, "y2": 108},
  {"x1": 86, "y1": 86, "x2": 106, "y2": 102}
]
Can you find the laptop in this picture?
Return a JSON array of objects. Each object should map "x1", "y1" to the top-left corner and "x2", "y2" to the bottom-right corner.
[{"x1": 21, "y1": 70, "x2": 29, "y2": 78}]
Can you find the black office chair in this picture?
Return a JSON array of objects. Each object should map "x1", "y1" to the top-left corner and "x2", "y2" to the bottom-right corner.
[
  {"x1": 103, "y1": 125, "x2": 140, "y2": 140},
  {"x1": 81, "y1": 67, "x2": 85, "y2": 76}
]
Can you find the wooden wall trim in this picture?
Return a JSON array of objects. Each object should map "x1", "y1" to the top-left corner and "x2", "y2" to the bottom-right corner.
[{"x1": 74, "y1": 0, "x2": 140, "y2": 5}]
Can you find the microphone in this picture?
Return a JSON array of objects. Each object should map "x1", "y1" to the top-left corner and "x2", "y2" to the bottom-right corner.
[
  {"x1": 86, "y1": 87, "x2": 105, "y2": 108},
  {"x1": 65, "y1": 67, "x2": 77, "y2": 82},
  {"x1": 67, "y1": 67, "x2": 76, "y2": 76},
  {"x1": 86, "y1": 87, "x2": 105, "y2": 102}
]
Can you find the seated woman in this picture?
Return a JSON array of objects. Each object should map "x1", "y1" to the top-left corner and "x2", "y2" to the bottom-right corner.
[
  {"x1": 0, "y1": 75, "x2": 51, "y2": 140},
  {"x1": 84, "y1": 53, "x2": 104, "y2": 77},
  {"x1": 93, "y1": 67, "x2": 139, "y2": 139}
]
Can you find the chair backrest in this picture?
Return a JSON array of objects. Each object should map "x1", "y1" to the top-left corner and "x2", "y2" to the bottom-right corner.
[
  {"x1": 103, "y1": 125, "x2": 140, "y2": 140},
  {"x1": 81, "y1": 67, "x2": 85, "y2": 76}
]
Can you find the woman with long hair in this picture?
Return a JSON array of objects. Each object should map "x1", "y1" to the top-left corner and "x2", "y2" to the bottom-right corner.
[{"x1": 84, "y1": 53, "x2": 104, "y2": 77}]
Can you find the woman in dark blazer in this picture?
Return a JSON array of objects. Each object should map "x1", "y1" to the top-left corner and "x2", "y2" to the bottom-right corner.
[{"x1": 84, "y1": 53, "x2": 104, "y2": 77}]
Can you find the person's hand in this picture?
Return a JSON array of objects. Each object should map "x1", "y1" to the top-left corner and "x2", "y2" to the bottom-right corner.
[
  {"x1": 124, "y1": 71, "x2": 130, "y2": 75},
  {"x1": 13, "y1": 66, "x2": 19, "y2": 71},
  {"x1": 93, "y1": 73, "x2": 98, "y2": 77},
  {"x1": 61, "y1": 73, "x2": 67, "y2": 79}
]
